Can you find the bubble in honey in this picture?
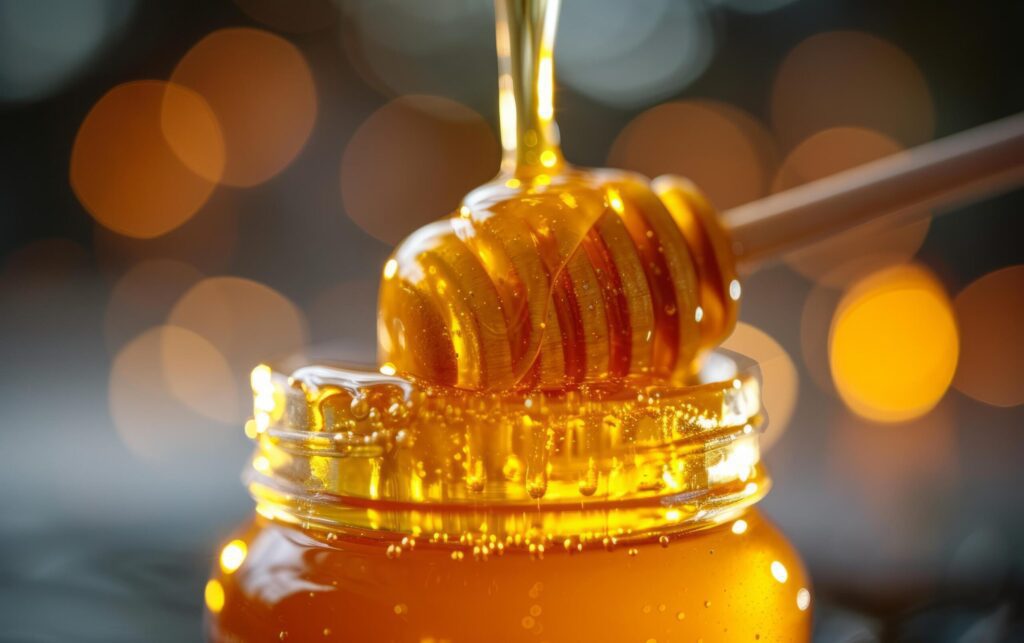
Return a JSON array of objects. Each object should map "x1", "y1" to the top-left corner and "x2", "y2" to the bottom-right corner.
[
  {"x1": 952, "y1": 265, "x2": 1024, "y2": 407},
  {"x1": 830, "y1": 264, "x2": 958, "y2": 423},
  {"x1": 771, "y1": 31, "x2": 934, "y2": 149},
  {"x1": 721, "y1": 322, "x2": 798, "y2": 449},
  {"x1": 340, "y1": 95, "x2": 500, "y2": 245},
  {"x1": 169, "y1": 28, "x2": 317, "y2": 186},
  {"x1": 775, "y1": 127, "x2": 931, "y2": 287},
  {"x1": 609, "y1": 100, "x2": 775, "y2": 210},
  {"x1": 71, "y1": 81, "x2": 224, "y2": 239}
]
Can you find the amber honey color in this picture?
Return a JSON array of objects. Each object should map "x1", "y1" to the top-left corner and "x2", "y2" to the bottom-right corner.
[
  {"x1": 206, "y1": 1, "x2": 810, "y2": 640},
  {"x1": 206, "y1": 355, "x2": 811, "y2": 641},
  {"x1": 208, "y1": 510, "x2": 808, "y2": 642}
]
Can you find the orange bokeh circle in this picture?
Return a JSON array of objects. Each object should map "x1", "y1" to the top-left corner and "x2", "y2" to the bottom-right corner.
[
  {"x1": 341, "y1": 94, "x2": 500, "y2": 245},
  {"x1": 771, "y1": 31, "x2": 934, "y2": 149},
  {"x1": 608, "y1": 100, "x2": 776, "y2": 210},
  {"x1": 774, "y1": 127, "x2": 931, "y2": 287},
  {"x1": 829, "y1": 264, "x2": 959, "y2": 423},
  {"x1": 953, "y1": 265, "x2": 1024, "y2": 407},
  {"x1": 71, "y1": 81, "x2": 224, "y2": 239},
  {"x1": 169, "y1": 27, "x2": 317, "y2": 187}
]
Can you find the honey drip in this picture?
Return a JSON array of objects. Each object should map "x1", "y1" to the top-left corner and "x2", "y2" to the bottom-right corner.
[{"x1": 378, "y1": 0, "x2": 740, "y2": 391}]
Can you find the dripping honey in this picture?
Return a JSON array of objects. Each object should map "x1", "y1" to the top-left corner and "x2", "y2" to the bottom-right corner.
[{"x1": 205, "y1": 0, "x2": 810, "y2": 640}]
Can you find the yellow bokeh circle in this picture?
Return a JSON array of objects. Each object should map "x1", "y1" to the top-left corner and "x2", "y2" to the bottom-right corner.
[{"x1": 829, "y1": 264, "x2": 958, "y2": 423}]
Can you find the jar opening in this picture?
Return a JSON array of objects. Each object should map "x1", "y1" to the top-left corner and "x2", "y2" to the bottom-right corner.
[{"x1": 245, "y1": 351, "x2": 768, "y2": 552}]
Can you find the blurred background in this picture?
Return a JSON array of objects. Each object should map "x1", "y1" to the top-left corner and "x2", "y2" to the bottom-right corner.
[{"x1": 1, "y1": 0, "x2": 1022, "y2": 640}]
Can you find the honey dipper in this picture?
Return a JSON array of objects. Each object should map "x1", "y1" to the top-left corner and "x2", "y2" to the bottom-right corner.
[{"x1": 377, "y1": 0, "x2": 1024, "y2": 392}]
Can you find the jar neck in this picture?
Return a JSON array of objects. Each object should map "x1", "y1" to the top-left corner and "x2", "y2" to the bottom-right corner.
[{"x1": 245, "y1": 353, "x2": 768, "y2": 552}]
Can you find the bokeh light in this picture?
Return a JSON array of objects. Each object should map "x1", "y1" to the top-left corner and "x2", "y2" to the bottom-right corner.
[
  {"x1": 339, "y1": 0, "x2": 492, "y2": 108},
  {"x1": 775, "y1": 127, "x2": 932, "y2": 287},
  {"x1": 109, "y1": 325, "x2": 236, "y2": 460},
  {"x1": 0, "y1": 0, "x2": 136, "y2": 103},
  {"x1": 557, "y1": 0, "x2": 714, "y2": 108},
  {"x1": 71, "y1": 81, "x2": 224, "y2": 239},
  {"x1": 830, "y1": 264, "x2": 959, "y2": 423},
  {"x1": 341, "y1": 95, "x2": 500, "y2": 244},
  {"x1": 168, "y1": 277, "x2": 308, "y2": 422},
  {"x1": 232, "y1": 0, "x2": 337, "y2": 33},
  {"x1": 953, "y1": 265, "x2": 1024, "y2": 407},
  {"x1": 161, "y1": 325, "x2": 241, "y2": 424},
  {"x1": 608, "y1": 100, "x2": 775, "y2": 210},
  {"x1": 771, "y1": 31, "x2": 934, "y2": 150},
  {"x1": 104, "y1": 259, "x2": 204, "y2": 352},
  {"x1": 169, "y1": 27, "x2": 317, "y2": 187},
  {"x1": 721, "y1": 322, "x2": 798, "y2": 450}
]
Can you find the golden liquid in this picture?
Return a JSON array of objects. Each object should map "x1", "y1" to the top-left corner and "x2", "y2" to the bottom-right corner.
[
  {"x1": 206, "y1": 1, "x2": 808, "y2": 640},
  {"x1": 208, "y1": 510, "x2": 809, "y2": 642},
  {"x1": 377, "y1": 0, "x2": 739, "y2": 392}
]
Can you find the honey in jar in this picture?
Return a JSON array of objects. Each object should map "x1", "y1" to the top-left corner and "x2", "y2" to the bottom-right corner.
[
  {"x1": 205, "y1": 1, "x2": 811, "y2": 640},
  {"x1": 206, "y1": 356, "x2": 810, "y2": 642}
]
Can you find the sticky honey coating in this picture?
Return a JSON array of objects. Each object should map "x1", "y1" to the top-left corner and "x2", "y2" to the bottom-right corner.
[{"x1": 378, "y1": 169, "x2": 739, "y2": 391}]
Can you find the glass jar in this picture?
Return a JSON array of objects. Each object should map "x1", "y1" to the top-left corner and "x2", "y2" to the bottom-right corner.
[{"x1": 205, "y1": 353, "x2": 811, "y2": 642}]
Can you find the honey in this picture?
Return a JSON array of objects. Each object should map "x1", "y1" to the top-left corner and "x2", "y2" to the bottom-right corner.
[
  {"x1": 207, "y1": 355, "x2": 810, "y2": 641},
  {"x1": 206, "y1": 0, "x2": 810, "y2": 640},
  {"x1": 377, "y1": 0, "x2": 738, "y2": 391},
  {"x1": 209, "y1": 510, "x2": 807, "y2": 642}
]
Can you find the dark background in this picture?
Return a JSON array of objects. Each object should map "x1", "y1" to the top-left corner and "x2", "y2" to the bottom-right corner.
[{"x1": 1, "y1": 0, "x2": 1023, "y2": 640}]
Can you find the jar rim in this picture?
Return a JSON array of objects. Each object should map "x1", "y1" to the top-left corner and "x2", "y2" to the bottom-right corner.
[{"x1": 245, "y1": 350, "x2": 768, "y2": 550}]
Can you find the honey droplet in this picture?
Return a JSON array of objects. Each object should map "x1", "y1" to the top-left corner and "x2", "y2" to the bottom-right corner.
[{"x1": 350, "y1": 396, "x2": 369, "y2": 420}]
